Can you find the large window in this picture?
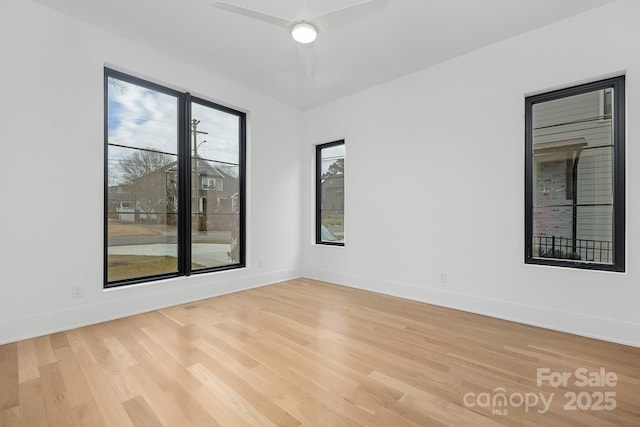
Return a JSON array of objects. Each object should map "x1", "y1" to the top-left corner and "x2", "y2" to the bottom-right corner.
[
  {"x1": 316, "y1": 140, "x2": 345, "y2": 246},
  {"x1": 105, "y1": 69, "x2": 245, "y2": 287},
  {"x1": 525, "y1": 76, "x2": 625, "y2": 272}
]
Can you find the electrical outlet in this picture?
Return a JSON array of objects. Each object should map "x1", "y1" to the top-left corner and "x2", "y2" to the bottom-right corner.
[
  {"x1": 439, "y1": 273, "x2": 447, "y2": 284},
  {"x1": 71, "y1": 286, "x2": 84, "y2": 298},
  {"x1": 258, "y1": 260, "x2": 264, "y2": 269}
]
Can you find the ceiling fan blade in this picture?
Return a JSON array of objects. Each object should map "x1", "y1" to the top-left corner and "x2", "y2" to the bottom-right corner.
[
  {"x1": 212, "y1": 2, "x2": 291, "y2": 29},
  {"x1": 296, "y1": 44, "x2": 316, "y2": 79},
  {"x1": 310, "y1": 0, "x2": 387, "y2": 31}
]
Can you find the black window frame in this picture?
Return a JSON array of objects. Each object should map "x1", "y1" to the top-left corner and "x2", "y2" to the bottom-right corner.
[
  {"x1": 316, "y1": 140, "x2": 345, "y2": 247},
  {"x1": 104, "y1": 68, "x2": 246, "y2": 288},
  {"x1": 524, "y1": 76, "x2": 625, "y2": 272}
]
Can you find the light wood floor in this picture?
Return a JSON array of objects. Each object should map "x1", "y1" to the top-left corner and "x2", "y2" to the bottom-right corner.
[{"x1": 1, "y1": 278, "x2": 639, "y2": 426}]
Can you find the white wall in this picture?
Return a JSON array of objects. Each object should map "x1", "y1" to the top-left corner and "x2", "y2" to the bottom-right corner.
[
  {"x1": 0, "y1": 0, "x2": 304, "y2": 344},
  {"x1": 302, "y1": 0, "x2": 640, "y2": 347}
]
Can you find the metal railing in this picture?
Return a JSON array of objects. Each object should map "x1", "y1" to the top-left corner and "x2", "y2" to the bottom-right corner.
[{"x1": 534, "y1": 235, "x2": 612, "y2": 263}]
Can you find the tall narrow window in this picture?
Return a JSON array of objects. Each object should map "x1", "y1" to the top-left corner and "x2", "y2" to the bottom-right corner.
[
  {"x1": 525, "y1": 76, "x2": 625, "y2": 271},
  {"x1": 316, "y1": 140, "x2": 345, "y2": 246},
  {"x1": 105, "y1": 69, "x2": 245, "y2": 287}
]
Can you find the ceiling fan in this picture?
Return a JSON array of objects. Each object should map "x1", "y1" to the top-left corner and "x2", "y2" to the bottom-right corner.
[
  {"x1": 212, "y1": 0, "x2": 387, "y2": 76},
  {"x1": 213, "y1": 0, "x2": 387, "y2": 43}
]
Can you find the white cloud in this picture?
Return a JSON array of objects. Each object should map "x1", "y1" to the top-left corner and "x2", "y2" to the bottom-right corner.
[{"x1": 108, "y1": 78, "x2": 179, "y2": 156}]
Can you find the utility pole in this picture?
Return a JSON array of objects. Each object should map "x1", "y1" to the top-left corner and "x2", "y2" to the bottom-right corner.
[{"x1": 191, "y1": 119, "x2": 208, "y2": 231}]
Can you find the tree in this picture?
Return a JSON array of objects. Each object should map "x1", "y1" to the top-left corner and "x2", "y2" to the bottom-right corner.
[
  {"x1": 322, "y1": 158, "x2": 344, "y2": 179},
  {"x1": 119, "y1": 149, "x2": 171, "y2": 184},
  {"x1": 118, "y1": 149, "x2": 173, "y2": 223}
]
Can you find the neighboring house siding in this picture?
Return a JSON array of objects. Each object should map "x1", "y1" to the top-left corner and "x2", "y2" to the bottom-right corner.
[
  {"x1": 577, "y1": 149, "x2": 612, "y2": 243},
  {"x1": 533, "y1": 160, "x2": 572, "y2": 240},
  {"x1": 322, "y1": 174, "x2": 344, "y2": 216}
]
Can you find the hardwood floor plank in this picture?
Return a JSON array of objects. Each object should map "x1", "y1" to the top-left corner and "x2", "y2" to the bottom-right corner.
[
  {"x1": 192, "y1": 329, "x2": 373, "y2": 426},
  {"x1": 49, "y1": 332, "x2": 70, "y2": 350},
  {"x1": 122, "y1": 396, "x2": 164, "y2": 427},
  {"x1": 56, "y1": 352, "x2": 93, "y2": 408},
  {"x1": 102, "y1": 365, "x2": 141, "y2": 403},
  {"x1": 71, "y1": 400, "x2": 107, "y2": 427},
  {"x1": 39, "y1": 362, "x2": 79, "y2": 427},
  {"x1": 372, "y1": 405, "x2": 429, "y2": 427},
  {"x1": 188, "y1": 362, "x2": 274, "y2": 427},
  {"x1": 81, "y1": 364, "x2": 135, "y2": 427},
  {"x1": 33, "y1": 336, "x2": 56, "y2": 367},
  {"x1": 0, "y1": 343, "x2": 18, "y2": 410},
  {"x1": 75, "y1": 326, "x2": 120, "y2": 369},
  {"x1": 64, "y1": 329, "x2": 97, "y2": 369},
  {"x1": 125, "y1": 362, "x2": 190, "y2": 427},
  {"x1": 371, "y1": 370, "x2": 504, "y2": 427},
  {"x1": 103, "y1": 336, "x2": 137, "y2": 368},
  {"x1": 200, "y1": 326, "x2": 392, "y2": 426},
  {"x1": 17, "y1": 339, "x2": 40, "y2": 384},
  {"x1": 126, "y1": 354, "x2": 222, "y2": 427},
  {"x1": 187, "y1": 362, "x2": 296, "y2": 427},
  {"x1": 17, "y1": 379, "x2": 49, "y2": 427},
  {"x1": 187, "y1": 324, "x2": 260, "y2": 369},
  {"x1": 0, "y1": 407, "x2": 20, "y2": 427},
  {"x1": 249, "y1": 363, "x2": 359, "y2": 427},
  {"x1": 190, "y1": 385, "x2": 247, "y2": 426}
]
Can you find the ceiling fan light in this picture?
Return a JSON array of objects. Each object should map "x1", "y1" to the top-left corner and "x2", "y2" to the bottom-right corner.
[{"x1": 291, "y1": 22, "x2": 317, "y2": 44}]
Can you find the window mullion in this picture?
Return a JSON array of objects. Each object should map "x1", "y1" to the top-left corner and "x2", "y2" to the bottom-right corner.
[{"x1": 179, "y1": 93, "x2": 192, "y2": 276}]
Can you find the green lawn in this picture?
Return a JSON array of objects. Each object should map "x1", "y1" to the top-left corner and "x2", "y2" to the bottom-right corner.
[{"x1": 107, "y1": 255, "x2": 204, "y2": 281}]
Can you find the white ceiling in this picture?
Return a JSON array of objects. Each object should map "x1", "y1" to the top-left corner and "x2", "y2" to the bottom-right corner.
[{"x1": 34, "y1": 0, "x2": 615, "y2": 109}]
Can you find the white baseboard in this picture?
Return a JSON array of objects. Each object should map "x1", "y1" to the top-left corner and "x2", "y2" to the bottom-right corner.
[
  {"x1": 4, "y1": 267, "x2": 638, "y2": 348},
  {"x1": 0, "y1": 268, "x2": 300, "y2": 345},
  {"x1": 303, "y1": 268, "x2": 640, "y2": 348}
]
